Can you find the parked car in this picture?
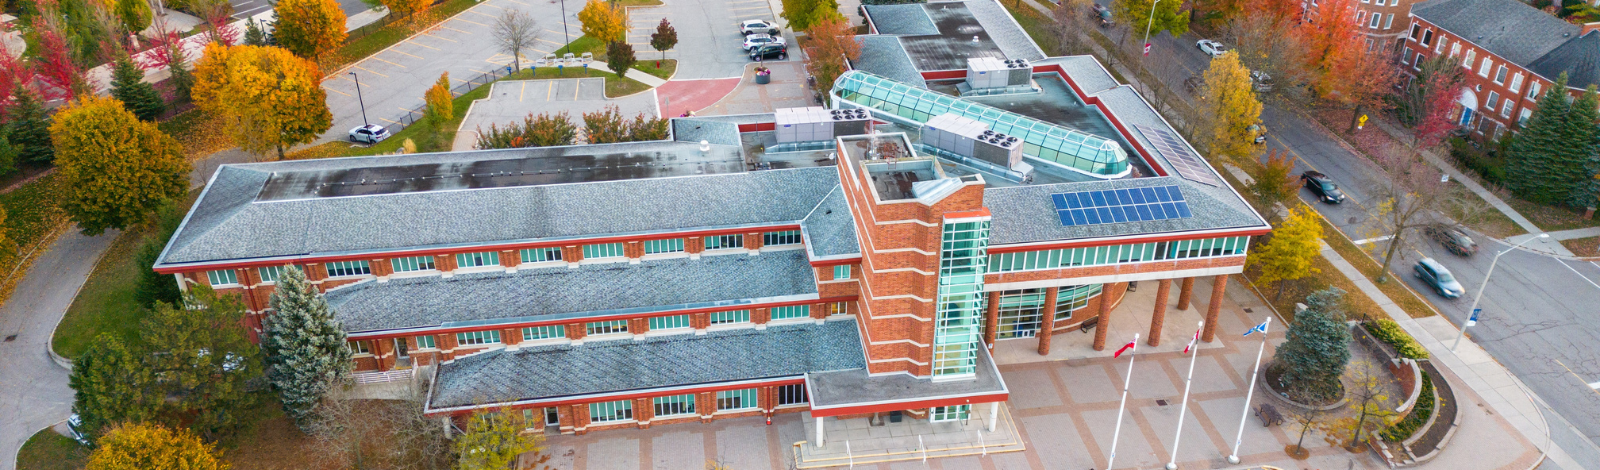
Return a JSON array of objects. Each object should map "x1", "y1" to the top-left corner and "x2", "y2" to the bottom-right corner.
[
  {"x1": 1300, "y1": 170, "x2": 1346, "y2": 204},
  {"x1": 1246, "y1": 124, "x2": 1267, "y2": 144},
  {"x1": 348, "y1": 124, "x2": 390, "y2": 144},
  {"x1": 66, "y1": 414, "x2": 89, "y2": 446},
  {"x1": 1425, "y1": 224, "x2": 1479, "y2": 257},
  {"x1": 1091, "y1": 3, "x2": 1113, "y2": 27},
  {"x1": 749, "y1": 43, "x2": 788, "y2": 61},
  {"x1": 1250, "y1": 70, "x2": 1273, "y2": 92},
  {"x1": 741, "y1": 19, "x2": 777, "y2": 36},
  {"x1": 1196, "y1": 39, "x2": 1228, "y2": 57},
  {"x1": 1414, "y1": 258, "x2": 1465, "y2": 298},
  {"x1": 742, "y1": 33, "x2": 785, "y2": 51}
]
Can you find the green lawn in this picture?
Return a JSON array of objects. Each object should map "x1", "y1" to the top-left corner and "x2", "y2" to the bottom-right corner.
[
  {"x1": 16, "y1": 429, "x2": 88, "y2": 470},
  {"x1": 51, "y1": 220, "x2": 156, "y2": 358},
  {"x1": 552, "y1": 36, "x2": 607, "y2": 59},
  {"x1": 635, "y1": 59, "x2": 677, "y2": 80}
]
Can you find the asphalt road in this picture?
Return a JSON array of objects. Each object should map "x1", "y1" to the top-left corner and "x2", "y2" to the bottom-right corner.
[{"x1": 1115, "y1": 21, "x2": 1600, "y2": 469}]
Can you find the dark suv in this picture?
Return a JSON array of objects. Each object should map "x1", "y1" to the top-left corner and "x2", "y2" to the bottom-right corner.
[
  {"x1": 1300, "y1": 170, "x2": 1346, "y2": 204},
  {"x1": 750, "y1": 43, "x2": 787, "y2": 61},
  {"x1": 1424, "y1": 224, "x2": 1479, "y2": 257}
]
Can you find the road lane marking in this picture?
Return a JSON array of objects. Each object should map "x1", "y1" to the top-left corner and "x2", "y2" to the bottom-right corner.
[
  {"x1": 574, "y1": 80, "x2": 580, "y2": 100},
  {"x1": 398, "y1": 107, "x2": 412, "y2": 112},
  {"x1": 520, "y1": 82, "x2": 526, "y2": 102},
  {"x1": 406, "y1": 40, "x2": 441, "y2": 50},
  {"x1": 1555, "y1": 359, "x2": 1600, "y2": 397},
  {"x1": 380, "y1": 117, "x2": 401, "y2": 124},
  {"x1": 547, "y1": 80, "x2": 554, "y2": 101},
  {"x1": 470, "y1": 68, "x2": 489, "y2": 74},
  {"x1": 1554, "y1": 258, "x2": 1600, "y2": 291},
  {"x1": 1351, "y1": 235, "x2": 1393, "y2": 245},
  {"x1": 352, "y1": 64, "x2": 389, "y2": 77}
]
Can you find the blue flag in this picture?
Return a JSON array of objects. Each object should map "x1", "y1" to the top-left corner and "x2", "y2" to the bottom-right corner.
[{"x1": 1243, "y1": 318, "x2": 1270, "y2": 337}]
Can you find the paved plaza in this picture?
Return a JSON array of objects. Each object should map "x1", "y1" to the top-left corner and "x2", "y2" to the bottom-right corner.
[{"x1": 450, "y1": 77, "x2": 659, "y2": 150}]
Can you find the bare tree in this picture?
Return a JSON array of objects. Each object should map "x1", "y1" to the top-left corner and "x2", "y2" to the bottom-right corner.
[
  {"x1": 310, "y1": 386, "x2": 454, "y2": 470},
  {"x1": 1220, "y1": 9, "x2": 1312, "y2": 105},
  {"x1": 1331, "y1": 360, "x2": 1399, "y2": 449},
  {"x1": 1283, "y1": 404, "x2": 1328, "y2": 459},
  {"x1": 1370, "y1": 141, "x2": 1456, "y2": 282},
  {"x1": 1049, "y1": 0, "x2": 1097, "y2": 57},
  {"x1": 494, "y1": 10, "x2": 540, "y2": 72}
]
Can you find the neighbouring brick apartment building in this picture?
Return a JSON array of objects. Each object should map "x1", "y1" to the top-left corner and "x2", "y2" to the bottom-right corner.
[
  {"x1": 152, "y1": 0, "x2": 1267, "y2": 444},
  {"x1": 1401, "y1": 0, "x2": 1600, "y2": 140}
]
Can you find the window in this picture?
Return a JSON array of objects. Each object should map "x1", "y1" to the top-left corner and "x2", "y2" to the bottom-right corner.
[
  {"x1": 1055, "y1": 284, "x2": 1103, "y2": 320},
  {"x1": 456, "y1": 330, "x2": 501, "y2": 346},
  {"x1": 1485, "y1": 91, "x2": 1499, "y2": 110},
  {"x1": 589, "y1": 400, "x2": 634, "y2": 423},
  {"x1": 416, "y1": 335, "x2": 436, "y2": 349},
  {"x1": 705, "y1": 234, "x2": 744, "y2": 250},
  {"x1": 777, "y1": 383, "x2": 808, "y2": 406},
  {"x1": 653, "y1": 394, "x2": 696, "y2": 416},
  {"x1": 1462, "y1": 49, "x2": 1474, "y2": 68},
  {"x1": 1368, "y1": 13, "x2": 1381, "y2": 28},
  {"x1": 1494, "y1": 66, "x2": 1508, "y2": 84},
  {"x1": 1384, "y1": 13, "x2": 1394, "y2": 29},
  {"x1": 1510, "y1": 72, "x2": 1524, "y2": 93},
  {"x1": 257, "y1": 266, "x2": 283, "y2": 283},
  {"x1": 582, "y1": 243, "x2": 625, "y2": 259},
  {"x1": 1478, "y1": 58, "x2": 1493, "y2": 77},
  {"x1": 1356, "y1": 11, "x2": 1365, "y2": 24},
  {"x1": 1410, "y1": 23, "x2": 1420, "y2": 40},
  {"x1": 207, "y1": 269, "x2": 238, "y2": 286},
  {"x1": 325, "y1": 260, "x2": 370, "y2": 277},
  {"x1": 642, "y1": 239, "x2": 684, "y2": 255},
  {"x1": 717, "y1": 388, "x2": 759, "y2": 411},
  {"x1": 709, "y1": 310, "x2": 751, "y2": 324},
  {"x1": 522, "y1": 409, "x2": 540, "y2": 429},
  {"x1": 1501, "y1": 100, "x2": 1513, "y2": 118},
  {"x1": 648, "y1": 315, "x2": 692, "y2": 330},
  {"x1": 1449, "y1": 43, "x2": 1460, "y2": 58},
  {"x1": 520, "y1": 247, "x2": 563, "y2": 263},
  {"x1": 522, "y1": 325, "x2": 566, "y2": 340},
  {"x1": 1375, "y1": 0, "x2": 1385, "y2": 6},
  {"x1": 1519, "y1": 108, "x2": 1533, "y2": 126},
  {"x1": 1414, "y1": 52, "x2": 1425, "y2": 70},
  {"x1": 1422, "y1": 30, "x2": 1433, "y2": 46},
  {"x1": 391, "y1": 256, "x2": 436, "y2": 273},
  {"x1": 1527, "y1": 82, "x2": 1542, "y2": 99},
  {"x1": 833, "y1": 264, "x2": 851, "y2": 280},
  {"x1": 456, "y1": 251, "x2": 500, "y2": 268},
  {"x1": 770, "y1": 305, "x2": 810, "y2": 320},
  {"x1": 763, "y1": 230, "x2": 802, "y2": 246},
  {"x1": 351, "y1": 340, "x2": 370, "y2": 354},
  {"x1": 931, "y1": 405, "x2": 971, "y2": 422},
  {"x1": 586, "y1": 320, "x2": 629, "y2": 335},
  {"x1": 828, "y1": 301, "x2": 849, "y2": 315}
]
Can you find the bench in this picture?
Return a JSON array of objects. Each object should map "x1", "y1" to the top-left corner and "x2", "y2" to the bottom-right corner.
[
  {"x1": 1079, "y1": 317, "x2": 1098, "y2": 333},
  {"x1": 1255, "y1": 403, "x2": 1283, "y2": 427}
]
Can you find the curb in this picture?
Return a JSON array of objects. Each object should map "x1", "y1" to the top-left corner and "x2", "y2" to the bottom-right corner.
[{"x1": 43, "y1": 226, "x2": 121, "y2": 372}]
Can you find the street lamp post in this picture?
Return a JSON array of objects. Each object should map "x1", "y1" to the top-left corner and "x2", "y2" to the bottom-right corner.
[
  {"x1": 1141, "y1": 0, "x2": 1161, "y2": 59},
  {"x1": 349, "y1": 72, "x2": 369, "y2": 127},
  {"x1": 1452, "y1": 233, "x2": 1549, "y2": 351},
  {"x1": 559, "y1": 0, "x2": 571, "y2": 48}
]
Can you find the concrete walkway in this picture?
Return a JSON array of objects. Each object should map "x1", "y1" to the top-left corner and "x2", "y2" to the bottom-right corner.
[
  {"x1": 1522, "y1": 225, "x2": 1600, "y2": 242},
  {"x1": 1317, "y1": 240, "x2": 1579, "y2": 470}
]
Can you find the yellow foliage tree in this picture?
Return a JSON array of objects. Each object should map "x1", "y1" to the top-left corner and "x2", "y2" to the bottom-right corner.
[
  {"x1": 192, "y1": 44, "x2": 333, "y2": 160},
  {"x1": 50, "y1": 96, "x2": 190, "y2": 236},
  {"x1": 455, "y1": 407, "x2": 548, "y2": 470},
  {"x1": 1246, "y1": 205, "x2": 1323, "y2": 300},
  {"x1": 424, "y1": 72, "x2": 453, "y2": 125},
  {"x1": 273, "y1": 0, "x2": 348, "y2": 59},
  {"x1": 1199, "y1": 51, "x2": 1262, "y2": 163},
  {"x1": 382, "y1": 0, "x2": 430, "y2": 19},
  {"x1": 578, "y1": 0, "x2": 629, "y2": 44},
  {"x1": 86, "y1": 423, "x2": 228, "y2": 470}
]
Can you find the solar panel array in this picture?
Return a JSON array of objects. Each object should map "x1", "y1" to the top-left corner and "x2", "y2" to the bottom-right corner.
[
  {"x1": 1133, "y1": 124, "x2": 1220, "y2": 187},
  {"x1": 1052, "y1": 185, "x2": 1193, "y2": 226}
]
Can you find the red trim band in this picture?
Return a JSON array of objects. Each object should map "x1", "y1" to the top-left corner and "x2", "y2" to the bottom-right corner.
[{"x1": 986, "y1": 227, "x2": 1270, "y2": 254}]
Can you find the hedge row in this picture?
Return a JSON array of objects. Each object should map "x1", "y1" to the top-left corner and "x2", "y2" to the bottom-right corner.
[{"x1": 1364, "y1": 319, "x2": 1429, "y2": 360}]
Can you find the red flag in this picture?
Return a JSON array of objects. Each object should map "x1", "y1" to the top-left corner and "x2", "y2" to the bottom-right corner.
[
  {"x1": 1182, "y1": 328, "x2": 1201, "y2": 354},
  {"x1": 1114, "y1": 339, "x2": 1136, "y2": 358}
]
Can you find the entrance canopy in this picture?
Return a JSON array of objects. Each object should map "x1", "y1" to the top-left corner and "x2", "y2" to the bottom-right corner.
[{"x1": 804, "y1": 345, "x2": 1009, "y2": 418}]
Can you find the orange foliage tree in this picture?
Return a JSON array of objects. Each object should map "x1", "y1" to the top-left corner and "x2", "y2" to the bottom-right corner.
[
  {"x1": 801, "y1": 15, "x2": 861, "y2": 106},
  {"x1": 1295, "y1": 0, "x2": 1401, "y2": 131}
]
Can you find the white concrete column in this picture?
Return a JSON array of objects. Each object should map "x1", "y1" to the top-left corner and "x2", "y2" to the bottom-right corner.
[
  {"x1": 815, "y1": 417, "x2": 825, "y2": 448},
  {"x1": 442, "y1": 416, "x2": 453, "y2": 438},
  {"x1": 986, "y1": 402, "x2": 999, "y2": 432}
]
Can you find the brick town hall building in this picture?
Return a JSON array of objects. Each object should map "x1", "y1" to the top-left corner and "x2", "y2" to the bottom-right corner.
[{"x1": 151, "y1": 0, "x2": 1267, "y2": 459}]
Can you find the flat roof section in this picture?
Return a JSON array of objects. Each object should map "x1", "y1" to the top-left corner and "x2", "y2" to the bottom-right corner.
[
  {"x1": 807, "y1": 344, "x2": 1007, "y2": 416},
  {"x1": 897, "y1": 3, "x2": 1008, "y2": 71},
  {"x1": 326, "y1": 249, "x2": 821, "y2": 333},
  {"x1": 427, "y1": 319, "x2": 867, "y2": 411}
]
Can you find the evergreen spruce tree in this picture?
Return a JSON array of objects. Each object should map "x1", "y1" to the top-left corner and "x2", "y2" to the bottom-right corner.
[
  {"x1": 69, "y1": 334, "x2": 160, "y2": 444},
  {"x1": 244, "y1": 19, "x2": 269, "y2": 46},
  {"x1": 109, "y1": 56, "x2": 166, "y2": 121},
  {"x1": 1566, "y1": 86, "x2": 1600, "y2": 208},
  {"x1": 1506, "y1": 73, "x2": 1592, "y2": 204},
  {"x1": 7, "y1": 87, "x2": 54, "y2": 165},
  {"x1": 1271, "y1": 287, "x2": 1351, "y2": 403},
  {"x1": 262, "y1": 265, "x2": 352, "y2": 432},
  {"x1": 0, "y1": 131, "x2": 20, "y2": 178}
]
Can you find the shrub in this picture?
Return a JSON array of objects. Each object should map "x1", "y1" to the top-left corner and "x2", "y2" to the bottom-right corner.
[
  {"x1": 475, "y1": 112, "x2": 578, "y2": 150},
  {"x1": 1381, "y1": 372, "x2": 1435, "y2": 442},
  {"x1": 1448, "y1": 137, "x2": 1507, "y2": 187},
  {"x1": 1363, "y1": 319, "x2": 1428, "y2": 360}
]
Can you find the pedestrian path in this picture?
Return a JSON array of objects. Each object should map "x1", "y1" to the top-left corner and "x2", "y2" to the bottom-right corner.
[
  {"x1": 590, "y1": 62, "x2": 668, "y2": 88},
  {"x1": 1316, "y1": 240, "x2": 1581, "y2": 470},
  {"x1": 1523, "y1": 225, "x2": 1600, "y2": 242}
]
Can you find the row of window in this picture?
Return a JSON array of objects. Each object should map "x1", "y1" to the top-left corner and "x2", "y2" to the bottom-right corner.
[
  {"x1": 587, "y1": 384, "x2": 809, "y2": 423},
  {"x1": 987, "y1": 236, "x2": 1250, "y2": 273},
  {"x1": 207, "y1": 234, "x2": 807, "y2": 286},
  {"x1": 1353, "y1": 10, "x2": 1393, "y2": 31}
]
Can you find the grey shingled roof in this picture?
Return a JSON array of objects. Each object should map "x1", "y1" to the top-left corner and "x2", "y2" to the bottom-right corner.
[
  {"x1": 1411, "y1": 0, "x2": 1577, "y2": 65},
  {"x1": 326, "y1": 250, "x2": 819, "y2": 333},
  {"x1": 1528, "y1": 31, "x2": 1600, "y2": 90},
  {"x1": 960, "y1": 0, "x2": 1046, "y2": 61},
  {"x1": 865, "y1": 4, "x2": 938, "y2": 35},
  {"x1": 853, "y1": 36, "x2": 930, "y2": 87},
  {"x1": 428, "y1": 319, "x2": 867, "y2": 409},
  {"x1": 158, "y1": 161, "x2": 839, "y2": 266},
  {"x1": 801, "y1": 185, "x2": 861, "y2": 258}
]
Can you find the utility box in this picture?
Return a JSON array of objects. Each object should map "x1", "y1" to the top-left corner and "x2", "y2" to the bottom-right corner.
[
  {"x1": 966, "y1": 57, "x2": 1032, "y2": 90},
  {"x1": 775, "y1": 107, "x2": 871, "y2": 143},
  {"x1": 922, "y1": 113, "x2": 1023, "y2": 169}
]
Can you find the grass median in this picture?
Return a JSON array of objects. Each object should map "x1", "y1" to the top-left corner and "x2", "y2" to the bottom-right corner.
[{"x1": 16, "y1": 429, "x2": 88, "y2": 470}]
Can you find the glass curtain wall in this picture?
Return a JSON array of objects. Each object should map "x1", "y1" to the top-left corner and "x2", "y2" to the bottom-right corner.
[
  {"x1": 996, "y1": 289, "x2": 1045, "y2": 339},
  {"x1": 932, "y1": 220, "x2": 990, "y2": 378}
]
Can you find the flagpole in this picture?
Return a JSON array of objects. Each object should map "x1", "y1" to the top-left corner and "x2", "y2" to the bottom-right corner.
[
  {"x1": 1227, "y1": 317, "x2": 1271, "y2": 464},
  {"x1": 1106, "y1": 333, "x2": 1138, "y2": 470},
  {"x1": 1166, "y1": 321, "x2": 1203, "y2": 470}
]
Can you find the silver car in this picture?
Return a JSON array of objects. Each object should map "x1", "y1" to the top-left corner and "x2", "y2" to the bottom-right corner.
[
  {"x1": 1414, "y1": 258, "x2": 1465, "y2": 298},
  {"x1": 348, "y1": 124, "x2": 390, "y2": 144}
]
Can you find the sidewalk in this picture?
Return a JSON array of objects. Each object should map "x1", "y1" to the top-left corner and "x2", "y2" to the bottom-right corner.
[{"x1": 1316, "y1": 240, "x2": 1578, "y2": 470}]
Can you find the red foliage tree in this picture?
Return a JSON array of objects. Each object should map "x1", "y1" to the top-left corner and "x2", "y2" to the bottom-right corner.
[
  {"x1": 31, "y1": 17, "x2": 85, "y2": 100},
  {"x1": 1414, "y1": 66, "x2": 1467, "y2": 150},
  {"x1": 1295, "y1": 0, "x2": 1401, "y2": 131},
  {"x1": 0, "y1": 49, "x2": 37, "y2": 120}
]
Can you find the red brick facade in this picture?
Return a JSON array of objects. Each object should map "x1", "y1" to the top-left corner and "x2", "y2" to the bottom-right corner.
[{"x1": 1400, "y1": 16, "x2": 1582, "y2": 141}]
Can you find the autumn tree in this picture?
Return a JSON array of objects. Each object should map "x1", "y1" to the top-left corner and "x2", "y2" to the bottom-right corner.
[
  {"x1": 308, "y1": 388, "x2": 455, "y2": 470},
  {"x1": 530, "y1": 112, "x2": 579, "y2": 146},
  {"x1": 1272, "y1": 287, "x2": 1351, "y2": 403},
  {"x1": 578, "y1": 0, "x2": 628, "y2": 43},
  {"x1": 781, "y1": 0, "x2": 841, "y2": 31},
  {"x1": 194, "y1": 0, "x2": 240, "y2": 45},
  {"x1": 382, "y1": 0, "x2": 431, "y2": 20},
  {"x1": 31, "y1": 16, "x2": 89, "y2": 99},
  {"x1": 1198, "y1": 51, "x2": 1261, "y2": 163},
  {"x1": 1049, "y1": 0, "x2": 1098, "y2": 57},
  {"x1": 425, "y1": 72, "x2": 454, "y2": 126},
  {"x1": 583, "y1": 105, "x2": 629, "y2": 143},
  {"x1": 1221, "y1": 7, "x2": 1311, "y2": 104},
  {"x1": 263, "y1": 266, "x2": 352, "y2": 432},
  {"x1": 114, "y1": 0, "x2": 153, "y2": 33},
  {"x1": 193, "y1": 44, "x2": 333, "y2": 160},
  {"x1": 109, "y1": 56, "x2": 165, "y2": 121},
  {"x1": 650, "y1": 19, "x2": 677, "y2": 65},
  {"x1": 1113, "y1": 0, "x2": 1189, "y2": 43},
  {"x1": 1296, "y1": 0, "x2": 1400, "y2": 131},
  {"x1": 1394, "y1": 55, "x2": 1465, "y2": 127},
  {"x1": 1247, "y1": 206, "x2": 1323, "y2": 301},
  {"x1": 1369, "y1": 139, "x2": 1456, "y2": 280},
  {"x1": 50, "y1": 96, "x2": 189, "y2": 235},
  {"x1": 70, "y1": 334, "x2": 160, "y2": 443},
  {"x1": 455, "y1": 407, "x2": 547, "y2": 470},
  {"x1": 493, "y1": 9, "x2": 538, "y2": 71},
  {"x1": 144, "y1": 286, "x2": 264, "y2": 440},
  {"x1": 275, "y1": 0, "x2": 349, "y2": 59},
  {"x1": 1330, "y1": 360, "x2": 1398, "y2": 449},
  {"x1": 801, "y1": 15, "x2": 861, "y2": 106},
  {"x1": 142, "y1": 28, "x2": 196, "y2": 102},
  {"x1": 606, "y1": 41, "x2": 636, "y2": 79},
  {"x1": 1283, "y1": 405, "x2": 1328, "y2": 459},
  {"x1": 86, "y1": 423, "x2": 229, "y2": 470},
  {"x1": 1248, "y1": 149, "x2": 1300, "y2": 214}
]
